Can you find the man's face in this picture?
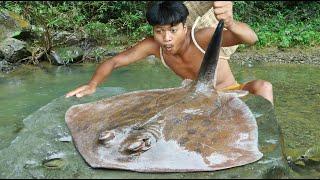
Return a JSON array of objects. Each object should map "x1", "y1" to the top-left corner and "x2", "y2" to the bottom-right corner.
[{"x1": 153, "y1": 23, "x2": 187, "y2": 54}]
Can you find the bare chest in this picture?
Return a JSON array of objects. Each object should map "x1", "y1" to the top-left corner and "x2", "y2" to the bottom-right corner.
[{"x1": 162, "y1": 46, "x2": 204, "y2": 80}]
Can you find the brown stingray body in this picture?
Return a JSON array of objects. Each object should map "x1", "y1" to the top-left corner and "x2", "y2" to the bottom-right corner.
[
  {"x1": 65, "y1": 82, "x2": 262, "y2": 172},
  {"x1": 65, "y1": 20, "x2": 263, "y2": 172}
]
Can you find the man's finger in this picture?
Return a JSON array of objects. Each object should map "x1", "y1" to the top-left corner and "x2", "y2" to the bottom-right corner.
[
  {"x1": 76, "y1": 92, "x2": 83, "y2": 98},
  {"x1": 76, "y1": 89, "x2": 93, "y2": 98},
  {"x1": 213, "y1": 1, "x2": 231, "y2": 8},
  {"x1": 215, "y1": 14, "x2": 227, "y2": 21},
  {"x1": 214, "y1": 8, "x2": 227, "y2": 15},
  {"x1": 65, "y1": 86, "x2": 86, "y2": 98},
  {"x1": 66, "y1": 91, "x2": 76, "y2": 98}
]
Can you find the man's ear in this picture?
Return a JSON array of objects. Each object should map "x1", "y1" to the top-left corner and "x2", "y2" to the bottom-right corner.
[{"x1": 183, "y1": 23, "x2": 187, "y2": 33}]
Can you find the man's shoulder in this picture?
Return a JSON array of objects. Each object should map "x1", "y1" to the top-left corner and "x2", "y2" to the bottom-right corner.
[
  {"x1": 140, "y1": 37, "x2": 158, "y2": 45},
  {"x1": 129, "y1": 36, "x2": 160, "y2": 57},
  {"x1": 138, "y1": 37, "x2": 160, "y2": 49}
]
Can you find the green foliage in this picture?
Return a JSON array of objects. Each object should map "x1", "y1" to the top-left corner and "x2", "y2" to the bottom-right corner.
[
  {"x1": 84, "y1": 22, "x2": 116, "y2": 43},
  {"x1": 233, "y1": 1, "x2": 320, "y2": 49},
  {"x1": 1, "y1": 1, "x2": 319, "y2": 48},
  {"x1": 1, "y1": 1, "x2": 152, "y2": 46}
]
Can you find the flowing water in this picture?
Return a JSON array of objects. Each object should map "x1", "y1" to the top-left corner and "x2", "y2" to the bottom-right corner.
[{"x1": 0, "y1": 59, "x2": 319, "y2": 178}]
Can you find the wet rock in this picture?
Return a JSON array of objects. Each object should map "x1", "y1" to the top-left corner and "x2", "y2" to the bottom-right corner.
[
  {"x1": 42, "y1": 152, "x2": 66, "y2": 169},
  {"x1": 58, "y1": 136, "x2": 72, "y2": 143},
  {"x1": 47, "y1": 46, "x2": 84, "y2": 65},
  {"x1": 287, "y1": 146, "x2": 320, "y2": 178},
  {"x1": 0, "y1": 50, "x2": 4, "y2": 60},
  {"x1": 0, "y1": 60, "x2": 16, "y2": 73},
  {"x1": 43, "y1": 158, "x2": 65, "y2": 169},
  {"x1": 51, "y1": 31, "x2": 85, "y2": 48},
  {"x1": 146, "y1": 55, "x2": 158, "y2": 64},
  {"x1": 303, "y1": 146, "x2": 320, "y2": 162},
  {"x1": 290, "y1": 145, "x2": 320, "y2": 168},
  {"x1": 23, "y1": 160, "x2": 39, "y2": 169},
  {"x1": 84, "y1": 46, "x2": 118, "y2": 62},
  {"x1": 0, "y1": 38, "x2": 31, "y2": 63}
]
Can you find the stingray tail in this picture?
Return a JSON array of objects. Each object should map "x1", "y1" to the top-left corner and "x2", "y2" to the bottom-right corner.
[{"x1": 196, "y1": 20, "x2": 224, "y2": 87}]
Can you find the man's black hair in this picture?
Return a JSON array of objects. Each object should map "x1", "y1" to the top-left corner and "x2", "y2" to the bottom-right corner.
[{"x1": 146, "y1": 1, "x2": 189, "y2": 26}]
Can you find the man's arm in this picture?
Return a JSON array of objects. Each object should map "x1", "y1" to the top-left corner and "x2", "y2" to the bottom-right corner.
[
  {"x1": 213, "y1": 1, "x2": 258, "y2": 46},
  {"x1": 220, "y1": 21, "x2": 258, "y2": 47},
  {"x1": 195, "y1": 1, "x2": 258, "y2": 48},
  {"x1": 65, "y1": 37, "x2": 159, "y2": 98}
]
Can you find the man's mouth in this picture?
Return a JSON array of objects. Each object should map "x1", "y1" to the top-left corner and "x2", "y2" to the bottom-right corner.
[{"x1": 164, "y1": 45, "x2": 173, "y2": 51}]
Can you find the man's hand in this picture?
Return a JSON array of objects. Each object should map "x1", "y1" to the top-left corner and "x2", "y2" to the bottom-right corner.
[
  {"x1": 213, "y1": 1, "x2": 235, "y2": 30},
  {"x1": 65, "y1": 83, "x2": 97, "y2": 98}
]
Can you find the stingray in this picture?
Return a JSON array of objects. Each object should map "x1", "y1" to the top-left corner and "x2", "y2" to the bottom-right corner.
[{"x1": 65, "y1": 20, "x2": 263, "y2": 172}]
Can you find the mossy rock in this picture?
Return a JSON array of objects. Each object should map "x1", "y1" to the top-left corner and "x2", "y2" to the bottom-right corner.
[
  {"x1": 0, "y1": 10, "x2": 30, "y2": 41},
  {"x1": 48, "y1": 46, "x2": 84, "y2": 65}
]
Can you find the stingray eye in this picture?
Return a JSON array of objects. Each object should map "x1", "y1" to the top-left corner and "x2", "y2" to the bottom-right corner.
[
  {"x1": 143, "y1": 138, "x2": 151, "y2": 146},
  {"x1": 127, "y1": 141, "x2": 145, "y2": 152},
  {"x1": 98, "y1": 131, "x2": 115, "y2": 143}
]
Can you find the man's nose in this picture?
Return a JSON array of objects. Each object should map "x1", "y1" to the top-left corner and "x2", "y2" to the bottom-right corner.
[{"x1": 163, "y1": 31, "x2": 172, "y2": 42}]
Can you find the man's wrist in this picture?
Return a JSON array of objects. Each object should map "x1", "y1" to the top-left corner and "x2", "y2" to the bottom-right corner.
[
  {"x1": 88, "y1": 81, "x2": 99, "y2": 88},
  {"x1": 226, "y1": 21, "x2": 237, "y2": 32}
]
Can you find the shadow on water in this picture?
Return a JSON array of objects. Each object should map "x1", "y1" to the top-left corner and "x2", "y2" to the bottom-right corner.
[{"x1": 0, "y1": 60, "x2": 319, "y2": 178}]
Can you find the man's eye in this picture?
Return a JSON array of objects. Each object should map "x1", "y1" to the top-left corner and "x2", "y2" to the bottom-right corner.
[{"x1": 171, "y1": 29, "x2": 177, "y2": 33}]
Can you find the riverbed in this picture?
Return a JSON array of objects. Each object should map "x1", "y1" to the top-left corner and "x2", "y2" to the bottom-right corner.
[{"x1": 0, "y1": 59, "x2": 319, "y2": 178}]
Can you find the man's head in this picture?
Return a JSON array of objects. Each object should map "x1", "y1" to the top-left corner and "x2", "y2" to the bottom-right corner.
[{"x1": 146, "y1": 1, "x2": 189, "y2": 54}]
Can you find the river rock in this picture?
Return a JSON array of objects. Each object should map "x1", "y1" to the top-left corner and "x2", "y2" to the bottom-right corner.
[
  {"x1": 84, "y1": 46, "x2": 119, "y2": 62},
  {"x1": 47, "y1": 46, "x2": 84, "y2": 65},
  {"x1": 0, "y1": 88, "x2": 294, "y2": 178},
  {"x1": 51, "y1": 31, "x2": 84, "y2": 48},
  {"x1": 0, "y1": 50, "x2": 4, "y2": 60},
  {"x1": 0, "y1": 10, "x2": 30, "y2": 41},
  {"x1": 0, "y1": 38, "x2": 31, "y2": 63},
  {"x1": 0, "y1": 60, "x2": 15, "y2": 73}
]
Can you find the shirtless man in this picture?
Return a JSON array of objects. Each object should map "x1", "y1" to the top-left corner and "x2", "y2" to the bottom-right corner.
[{"x1": 65, "y1": 1, "x2": 273, "y2": 104}]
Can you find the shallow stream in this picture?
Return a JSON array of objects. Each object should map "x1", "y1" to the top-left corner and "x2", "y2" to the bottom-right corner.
[{"x1": 0, "y1": 59, "x2": 319, "y2": 178}]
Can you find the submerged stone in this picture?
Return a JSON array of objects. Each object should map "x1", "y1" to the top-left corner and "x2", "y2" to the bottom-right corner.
[
  {"x1": 0, "y1": 60, "x2": 16, "y2": 73},
  {"x1": 303, "y1": 146, "x2": 320, "y2": 162},
  {"x1": 42, "y1": 153, "x2": 66, "y2": 170}
]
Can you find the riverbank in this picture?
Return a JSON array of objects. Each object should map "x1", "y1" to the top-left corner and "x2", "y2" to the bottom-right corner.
[
  {"x1": 1, "y1": 46, "x2": 319, "y2": 74},
  {"x1": 230, "y1": 46, "x2": 320, "y2": 65}
]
